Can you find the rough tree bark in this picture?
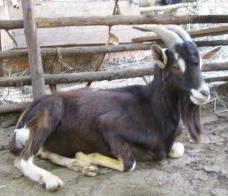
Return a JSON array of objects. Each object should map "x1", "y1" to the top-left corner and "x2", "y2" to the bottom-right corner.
[
  {"x1": 1, "y1": 15, "x2": 228, "y2": 30},
  {"x1": 0, "y1": 63, "x2": 227, "y2": 87},
  {"x1": 0, "y1": 74, "x2": 227, "y2": 114},
  {"x1": 0, "y1": 40, "x2": 227, "y2": 60},
  {"x1": 22, "y1": 0, "x2": 45, "y2": 100}
]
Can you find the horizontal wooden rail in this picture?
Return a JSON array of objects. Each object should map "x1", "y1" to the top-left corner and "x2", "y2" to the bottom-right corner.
[
  {"x1": 0, "y1": 15, "x2": 228, "y2": 30},
  {"x1": 0, "y1": 67, "x2": 153, "y2": 87},
  {"x1": 0, "y1": 62, "x2": 227, "y2": 87},
  {"x1": 132, "y1": 25, "x2": 228, "y2": 42},
  {"x1": 0, "y1": 44, "x2": 150, "y2": 59},
  {"x1": 0, "y1": 102, "x2": 31, "y2": 114},
  {"x1": 0, "y1": 73, "x2": 227, "y2": 114},
  {"x1": 0, "y1": 40, "x2": 227, "y2": 60}
]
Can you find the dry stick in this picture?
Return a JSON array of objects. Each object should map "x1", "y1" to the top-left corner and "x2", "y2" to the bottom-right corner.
[
  {"x1": 49, "y1": 48, "x2": 60, "y2": 93},
  {"x1": 4, "y1": 29, "x2": 18, "y2": 47},
  {"x1": 86, "y1": 0, "x2": 119, "y2": 87}
]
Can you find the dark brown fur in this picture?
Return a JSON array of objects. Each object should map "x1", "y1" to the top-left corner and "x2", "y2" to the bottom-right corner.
[{"x1": 10, "y1": 42, "x2": 205, "y2": 171}]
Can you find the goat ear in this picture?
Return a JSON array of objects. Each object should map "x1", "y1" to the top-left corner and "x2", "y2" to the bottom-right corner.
[
  {"x1": 200, "y1": 46, "x2": 221, "y2": 60},
  {"x1": 151, "y1": 44, "x2": 167, "y2": 69}
]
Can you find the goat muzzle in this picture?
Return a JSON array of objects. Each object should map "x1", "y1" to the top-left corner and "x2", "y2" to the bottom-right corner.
[{"x1": 190, "y1": 84, "x2": 210, "y2": 105}]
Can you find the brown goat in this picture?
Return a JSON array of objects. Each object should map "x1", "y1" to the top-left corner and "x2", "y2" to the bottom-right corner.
[{"x1": 10, "y1": 25, "x2": 211, "y2": 191}]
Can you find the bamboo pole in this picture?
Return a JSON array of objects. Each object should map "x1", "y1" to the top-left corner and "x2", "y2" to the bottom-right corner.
[
  {"x1": 22, "y1": 0, "x2": 45, "y2": 100},
  {"x1": 1, "y1": 15, "x2": 228, "y2": 30}
]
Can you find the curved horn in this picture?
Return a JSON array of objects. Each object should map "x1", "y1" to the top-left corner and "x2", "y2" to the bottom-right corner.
[
  {"x1": 165, "y1": 25, "x2": 192, "y2": 41},
  {"x1": 133, "y1": 25, "x2": 183, "y2": 49}
]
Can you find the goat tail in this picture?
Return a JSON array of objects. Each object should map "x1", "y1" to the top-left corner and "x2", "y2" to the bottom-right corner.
[
  {"x1": 10, "y1": 108, "x2": 29, "y2": 156},
  {"x1": 10, "y1": 95, "x2": 64, "y2": 157},
  {"x1": 180, "y1": 95, "x2": 203, "y2": 143}
]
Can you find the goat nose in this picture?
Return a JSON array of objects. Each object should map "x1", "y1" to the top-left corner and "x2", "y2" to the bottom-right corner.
[{"x1": 200, "y1": 89, "x2": 210, "y2": 97}]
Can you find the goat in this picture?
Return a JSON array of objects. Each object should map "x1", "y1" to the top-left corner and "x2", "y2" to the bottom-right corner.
[{"x1": 10, "y1": 25, "x2": 211, "y2": 191}]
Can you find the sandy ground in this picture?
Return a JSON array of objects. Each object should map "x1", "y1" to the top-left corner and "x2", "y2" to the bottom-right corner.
[{"x1": 0, "y1": 81, "x2": 227, "y2": 196}]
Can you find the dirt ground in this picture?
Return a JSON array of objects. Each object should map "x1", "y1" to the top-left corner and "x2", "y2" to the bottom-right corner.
[{"x1": 0, "y1": 82, "x2": 227, "y2": 196}]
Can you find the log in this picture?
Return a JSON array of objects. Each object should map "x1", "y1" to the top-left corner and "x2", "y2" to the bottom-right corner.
[
  {"x1": 0, "y1": 62, "x2": 227, "y2": 87},
  {"x1": 0, "y1": 40, "x2": 227, "y2": 60},
  {"x1": 196, "y1": 40, "x2": 228, "y2": 47},
  {"x1": 205, "y1": 76, "x2": 228, "y2": 83},
  {"x1": 0, "y1": 67, "x2": 154, "y2": 87},
  {"x1": 203, "y1": 63, "x2": 228, "y2": 72},
  {"x1": 1, "y1": 15, "x2": 228, "y2": 30},
  {"x1": 0, "y1": 102, "x2": 31, "y2": 114},
  {"x1": 132, "y1": 25, "x2": 228, "y2": 42},
  {"x1": 0, "y1": 44, "x2": 150, "y2": 59},
  {"x1": 22, "y1": 0, "x2": 45, "y2": 99},
  {"x1": 0, "y1": 74, "x2": 227, "y2": 114}
]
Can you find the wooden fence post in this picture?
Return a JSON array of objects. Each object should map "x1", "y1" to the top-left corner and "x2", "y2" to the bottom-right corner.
[{"x1": 22, "y1": 0, "x2": 45, "y2": 100}]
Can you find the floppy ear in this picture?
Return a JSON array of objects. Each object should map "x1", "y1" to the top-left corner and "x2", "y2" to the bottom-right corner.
[{"x1": 151, "y1": 44, "x2": 167, "y2": 69}]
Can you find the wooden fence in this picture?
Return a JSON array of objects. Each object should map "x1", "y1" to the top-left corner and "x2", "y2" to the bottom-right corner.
[{"x1": 0, "y1": 0, "x2": 228, "y2": 114}]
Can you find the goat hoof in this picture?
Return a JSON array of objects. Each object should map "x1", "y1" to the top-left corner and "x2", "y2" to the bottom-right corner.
[
  {"x1": 40, "y1": 173, "x2": 64, "y2": 191},
  {"x1": 168, "y1": 141, "x2": 184, "y2": 158},
  {"x1": 82, "y1": 165, "x2": 99, "y2": 177},
  {"x1": 76, "y1": 160, "x2": 99, "y2": 176},
  {"x1": 70, "y1": 155, "x2": 99, "y2": 176}
]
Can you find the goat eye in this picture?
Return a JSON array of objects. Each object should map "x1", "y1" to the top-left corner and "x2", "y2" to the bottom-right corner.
[{"x1": 172, "y1": 65, "x2": 180, "y2": 70}]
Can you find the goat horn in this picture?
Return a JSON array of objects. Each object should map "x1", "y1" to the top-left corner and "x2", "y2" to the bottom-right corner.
[
  {"x1": 133, "y1": 25, "x2": 183, "y2": 49},
  {"x1": 165, "y1": 25, "x2": 192, "y2": 41}
]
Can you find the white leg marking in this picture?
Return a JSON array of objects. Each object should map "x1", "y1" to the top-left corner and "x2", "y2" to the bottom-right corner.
[
  {"x1": 168, "y1": 141, "x2": 184, "y2": 158},
  {"x1": 14, "y1": 125, "x2": 30, "y2": 148},
  {"x1": 15, "y1": 157, "x2": 63, "y2": 190}
]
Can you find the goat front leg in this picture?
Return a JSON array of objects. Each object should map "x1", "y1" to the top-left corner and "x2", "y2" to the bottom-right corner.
[
  {"x1": 15, "y1": 156, "x2": 63, "y2": 191},
  {"x1": 168, "y1": 141, "x2": 184, "y2": 158},
  {"x1": 76, "y1": 136, "x2": 136, "y2": 172},
  {"x1": 75, "y1": 152, "x2": 125, "y2": 171},
  {"x1": 38, "y1": 149, "x2": 98, "y2": 176}
]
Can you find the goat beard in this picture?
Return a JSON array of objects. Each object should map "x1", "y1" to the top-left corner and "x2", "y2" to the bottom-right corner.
[{"x1": 179, "y1": 95, "x2": 203, "y2": 143}]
